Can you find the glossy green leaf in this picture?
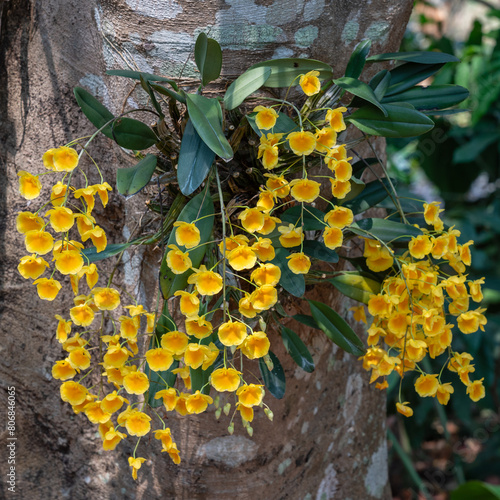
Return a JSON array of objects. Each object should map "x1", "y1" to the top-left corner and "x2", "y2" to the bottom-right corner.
[
  {"x1": 177, "y1": 119, "x2": 216, "y2": 195},
  {"x1": 140, "y1": 75, "x2": 164, "y2": 117},
  {"x1": 386, "y1": 63, "x2": 445, "y2": 96},
  {"x1": 194, "y1": 33, "x2": 223, "y2": 86},
  {"x1": 340, "y1": 176, "x2": 365, "y2": 203},
  {"x1": 335, "y1": 77, "x2": 388, "y2": 116},
  {"x1": 292, "y1": 314, "x2": 320, "y2": 330},
  {"x1": 186, "y1": 94, "x2": 233, "y2": 160},
  {"x1": 111, "y1": 117, "x2": 158, "y2": 150},
  {"x1": 81, "y1": 242, "x2": 135, "y2": 263},
  {"x1": 271, "y1": 248, "x2": 305, "y2": 298},
  {"x1": 150, "y1": 83, "x2": 186, "y2": 104},
  {"x1": 308, "y1": 300, "x2": 366, "y2": 356},
  {"x1": 280, "y1": 205, "x2": 326, "y2": 231},
  {"x1": 350, "y1": 218, "x2": 422, "y2": 243},
  {"x1": 281, "y1": 326, "x2": 314, "y2": 373},
  {"x1": 347, "y1": 103, "x2": 434, "y2": 138},
  {"x1": 382, "y1": 85, "x2": 469, "y2": 110},
  {"x1": 369, "y1": 70, "x2": 392, "y2": 100},
  {"x1": 302, "y1": 240, "x2": 339, "y2": 263},
  {"x1": 328, "y1": 272, "x2": 381, "y2": 305},
  {"x1": 116, "y1": 154, "x2": 157, "y2": 196},
  {"x1": 74, "y1": 86, "x2": 114, "y2": 136},
  {"x1": 159, "y1": 188, "x2": 215, "y2": 299},
  {"x1": 248, "y1": 58, "x2": 333, "y2": 88},
  {"x1": 344, "y1": 177, "x2": 391, "y2": 214},
  {"x1": 246, "y1": 111, "x2": 298, "y2": 138},
  {"x1": 450, "y1": 481, "x2": 500, "y2": 500},
  {"x1": 259, "y1": 351, "x2": 286, "y2": 399},
  {"x1": 146, "y1": 302, "x2": 178, "y2": 407},
  {"x1": 106, "y1": 69, "x2": 179, "y2": 90},
  {"x1": 368, "y1": 51, "x2": 459, "y2": 64},
  {"x1": 224, "y1": 66, "x2": 272, "y2": 110},
  {"x1": 345, "y1": 39, "x2": 372, "y2": 79}
]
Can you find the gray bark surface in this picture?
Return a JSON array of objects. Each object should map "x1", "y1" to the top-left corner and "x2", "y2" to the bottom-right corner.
[{"x1": 0, "y1": 1, "x2": 412, "y2": 498}]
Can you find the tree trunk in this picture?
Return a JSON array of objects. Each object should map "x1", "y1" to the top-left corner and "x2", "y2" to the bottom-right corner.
[{"x1": 0, "y1": 1, "x2": 412, "y2": 499}]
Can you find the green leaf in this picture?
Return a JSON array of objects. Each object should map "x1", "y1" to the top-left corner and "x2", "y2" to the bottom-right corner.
[
  {"x1": 292, "y1": 314, "x2": 320, "y2": 330},
  {"x1": 247, "y1": 111, "x2": 298, "y2": 138},
  {"x1": 159, "y1": 188, "x2": 215, "y2": 299},
  {"x1": 248, "y1": 58, "x2": 333, "y2": 88},
  {"x1": 308, "y1": 300, "x2": 366, "y2": 356},
  {"x1": 111, "y1": 117, "x2": 158, "y2": 150},
  {"x1": 335, "y1": 77, "x2": 388, "y2": 116},
  {"x1": 369, "y1": 70, "x2": 392, "y2": 101},
  {"x1": 116, "y1": 154, "x2": 157, "y2": 196},
  {"x1": 259, "y1": 351, "x2": 286, "y2": 399},
  {"x1": 386, "y1": 63, "x2": 445, "y2": 96},
  {"x1": 140, "y1": 75, "x2": 164, "y2": 117},
  {"x1": 271, "y1": 248, "x2": 305, "y2": 298},
  {"x1": 302, "y1": 240, "x2": 339, "y2": 263},
  {"x1": 81, "y1": 242, "x2": 135, "y2": 263},
  {"x1": 349, "y1": 218, "x2": 422, "y2": 243},
  {"x1": 327, "y1": 272, "x2": 381, "y2": 305},
  {"x1": 347, "y1": 103, "x2": 434, "y2": 138},
  {"x1": 146, "y1": 302, "x2": 178, "y2": 407},
  {"x1": 106, "y1": 69, "x2": 179, "y2": 89},
  {"x1": 340, "y1": 176, "x2": 365, "y2": 203},
  {"x1": 280, "y1": 205, "x2": 326, "y2": 231},
  {"x1": 368, "y1": 51, "x2": 459, "y2": 64},
  {"x1": 150, "y1": 83, "x2": 186, "y2": 104},
  {"x1": 345, "y1": 39, "x2": 372, "y2": 79},
  {"x1": 194, "y1": 33, "x2": 223, "y2": 86},
  {"x1": 74, "y1": 86, "x2": 114, "y2": 136},
  {"x1": 224, "y1": 66, "x2": 272, "y2": 110},
  {"x1": 177, "y1": 119, "x2": 216, "y2": 195},
  {"x1": 344, "y1": 178, "x2": 391, "y2": 214},
  {"x1": 281, "y1": 326, "x2": 314, "y2": 373},
  {"x1": 186, "y1": 94, "x2": 233, "y2": 161},
  {"x1": 382, "y1": 85, "x2": 469, "y2": 110},
  {"x1": 450, "y1": 481, "x2": 500, "y2": 500}
]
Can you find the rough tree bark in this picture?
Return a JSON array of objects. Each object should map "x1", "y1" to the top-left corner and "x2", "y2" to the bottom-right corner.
[{"x1": 0, "y1": 1, "x2": 413, "y2": 499}]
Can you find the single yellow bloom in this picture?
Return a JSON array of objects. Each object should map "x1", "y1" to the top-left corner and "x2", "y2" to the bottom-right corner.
[
  {"x1": 289, "y1": 178, "x2": 321, "y2": 203},
  {"x1": 324, "y1": 206, "x2": 353, "y2": 229},
  {"x1": 25, "y1": 230, "x2": 54, "y2": 255},
  {"x1": 218, "y1": 320, "x2": 247, "y2": 347},
  {"x1": 74, "y1": 186, "x2": 96, "y2": 213},
  {"x1": 187, "y1": 265, "x2": 223, "y2": 296},
  {"x1": 333, "y1": 159, "x2": 352, "y2": 182},
  {"x1": 93, "y1": 287, "x2": 121, "y2": 310},
  {"x1": 326, "y1": 145, "x2": 347, "y2": 168},
  {"x1": 101, "y1": 392, "x2": 129, "y2": 414},
  {"x1": 123, "y1": 371, "x2": 150, "y2": 395},
  {"x1": 18, "y1": 170, "x2": 42, "y2": 200},
  {"x1": 18, "y1": 254, "x2": 49, "y2": 280},
  {"x1": 54, "y1": 250, "x2": 84, "y2": 275},
  {"x1": 258, "y1": 214, "x2": 281, "y2": 235},
  {"x1": 174, "y1": 290, "x2": 200, "y2": 317},
  {"x1": 166, "y1": 244, "x2": 192, "y2": 274},
  {"x1": 409, "y1": 235, "x2": 432, "y2": 260},
  {"x1": 146, "y1": 348, "x2": 174, "y2": 371},
  {"x1": 240, "y1": 331, "x2": 270, "y2": 359},
  {"x1": 299, "y1": 70, "x2": 321, "y2": 96},
  {"x1": 155, "y1": 428, "x2": 174, "y2": 451},
  {"x1": 396, "y1": 402, "x2": 413, "y2": 418},
  {"x1": 76, "y1": 213, "x2": 96, "y2": 238},
  {"x1": 315, "y1": 127, "x2": 337, "y2": 153},
  {"x1": 53, "y1": 146, "x2": 79, "y2": 172},
  {"x1": 102, "y1": 426, "x2": 127, "y2": 451},
  {"x1": 239, "y1": 208, "x2": 265, "y2": 233},
  {"x1": 60, "y1": 381, "x2": 88, "y2": 406},
  {"x1": 166, "y1": 443, "x2": 181, "y2": 464},
  {"x1": 103, "y1": 345, "x2": 131, "y2": 369},
  {"x1": 436, "y1": 383, "x2": 454, "y2": 405},
  {"x1": 185, "y1": 316, "x2": 213, "y2": 339},
  {"x1": 287, "y1": 252, "x2": 311, "y2": 274},
  {"x1": 253, "y1": 105, "x2": 278, "y2": 130},
  {"x1": 161, "y1": 331, "x2": 189, "y2": 355},
  {"x1": 325, "y1": 107, "x2": 347, "y2": 132},
  {"x1": 278, "y1": 224, "x2": 304, "y2": 248},
  {"x1": 250, "y1": 285, "x2": 278, "y2": 311},
  {"x1": 330, "y1": 178, "x2": 352, "y2": 199},
  {"x1": 173, "y1": 221, "x2": 200, "y2": 249},
  {"x1": 251, "y1": 238, "x2": 276, "y2": 262},
  {"x1": 237, "y1": 403, "x2": 254, "y2": 422},
  {"x1": 82, "y1": 226, "x2": 107, "y2": 253},
  {"x1": 228, "y1": 245, "x2": 257, "y2": 271},
  {"x1": 119, "y1": 315, "x2": 141, "y2": 339},
  {"x1": 186, "y1": 391, "x2": 213, "y2": 414},
  {"x1": 183, "y1": 343, "x2": 210, "y2": 369},
  {"x1": 258, "y1": 143, "x2": 279, "y2": 170},
  {"x1": 52, "y1": 360, "x2": 77, "y2": 381},
  {"x1": 42, "y1": 148, "x2": 58, "y2": 170},
  {"x1": 256, "y1": 188, "x2": 276, "y2": 213},
  {"x1": 211, "y1": 367, "x2": 241, "y2": 392},
  {"x1": 46, "y1": 206, "x2": 75, "y2": 233},
  {"x1": 33, "y1": 278, "x2": 62, "y2": 300},
  {"x1": 84, "y1": 402, "x2": 111, "y2": 424},
  {"x1": 16, "y1": 211, "x2": 44, "y2": 234},
  {"x1": 155, "y1": 388, "x2": 179, "y2": 412},
  {"x1": 70, "y1": 304, "x2": 95, "y2": 326},
  {"x1": 466, "y1": 378, "x2": 485, "y2": 402},
  {"x1": 415, "y1": 373, "x2": 439, "y2": 397},
  {"x1": 265, "y1": 174, "x2": 290, "y2": 198},
  {"x1": 323, "y1": 227, "x2": 343, "y2": 249},
  {"x1": 50, "y1": 181, "x2": 68, "y2": 207},
  {"x1": 237, "y1": 384, "x2": 264, "y2": 407},
  {"x1": 92, "y1": 182, "x2": 112, "y2": 207},
  {"x1": 251, "y1": 263, "x2": 281, "y2": 287},
  {"x1": 287, "y1": 130, "x2": 316, "y2": 156},
  {"x1": 55, "y1": 315, "x2": 72, "y2": 343},
  {"x1": 239, "y1": 293, "x2": 259, "y2": 319},
  {"x1": 350, "y1": 305, "x2": 367, "y2": 324},
  {"x1": 125, "y1": 411, "x2": 151, "y2": 437}
]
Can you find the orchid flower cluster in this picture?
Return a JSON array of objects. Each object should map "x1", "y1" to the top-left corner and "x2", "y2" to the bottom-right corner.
[{"x1": 16, "y1": 35, "x2": 487, "y2": 479}]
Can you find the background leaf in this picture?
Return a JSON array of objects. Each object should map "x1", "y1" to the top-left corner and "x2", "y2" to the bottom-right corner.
[
  {"x1": 450, "y1": 481, "x2": 500, "y2": 500},
  {"x1": 177, "y1": 119, "x2": 216, "y2": 195},
  {"x1": 368, "y1": 51, "x2": 459, "y2": 64},
  {"x1": 344, "y1": 178, "x2": 392, "y2": 214},
  {"x1": 281, "y1": 326, "x2": 315, "y2": 373},
  {"x1": 382, "y1": 85, "x2": 469, "y2": 110},
  {"x1": 186, "y1": 94, "x2": 233, "y2": 160},
  {"x1": 302, "y1": 240, "x2": 339, "y2": 263},
  {"x1": 224, "y1": 66, "x2": 272, "y2": 110},
  {"x1": 194, "y1": 33, "x2": 223, "y2": 86},
  {"x1": 280, "y1": 205, "x2": 326, "y2": 231},
  {"x1": 345, "y1": 39, "x2": 372, "y2": 79},
  {"x1": 271, "y1": 248, "x2": 305, "y2": 298},
  {"x1": 308, "y1": 300, "x2": 366, "y2": 356},
  {"x1": 349, "y1": 218, "x2": 422, "y2": 243},
  {"x1": 259, "y1": 351, "x2": 286, "y2": 399},
  {"x1": 335, "y1": 76, "x2": 388, "y2": 116},
  {"x1": 112, "y1": 117, "x2": 158, "y2": 150},
  {"x1": 327, "y1": 272, "x2": 381, "y2": 304},
  {"x1": 116, "y1": 154, "x2": 157, "y2": 196}
]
